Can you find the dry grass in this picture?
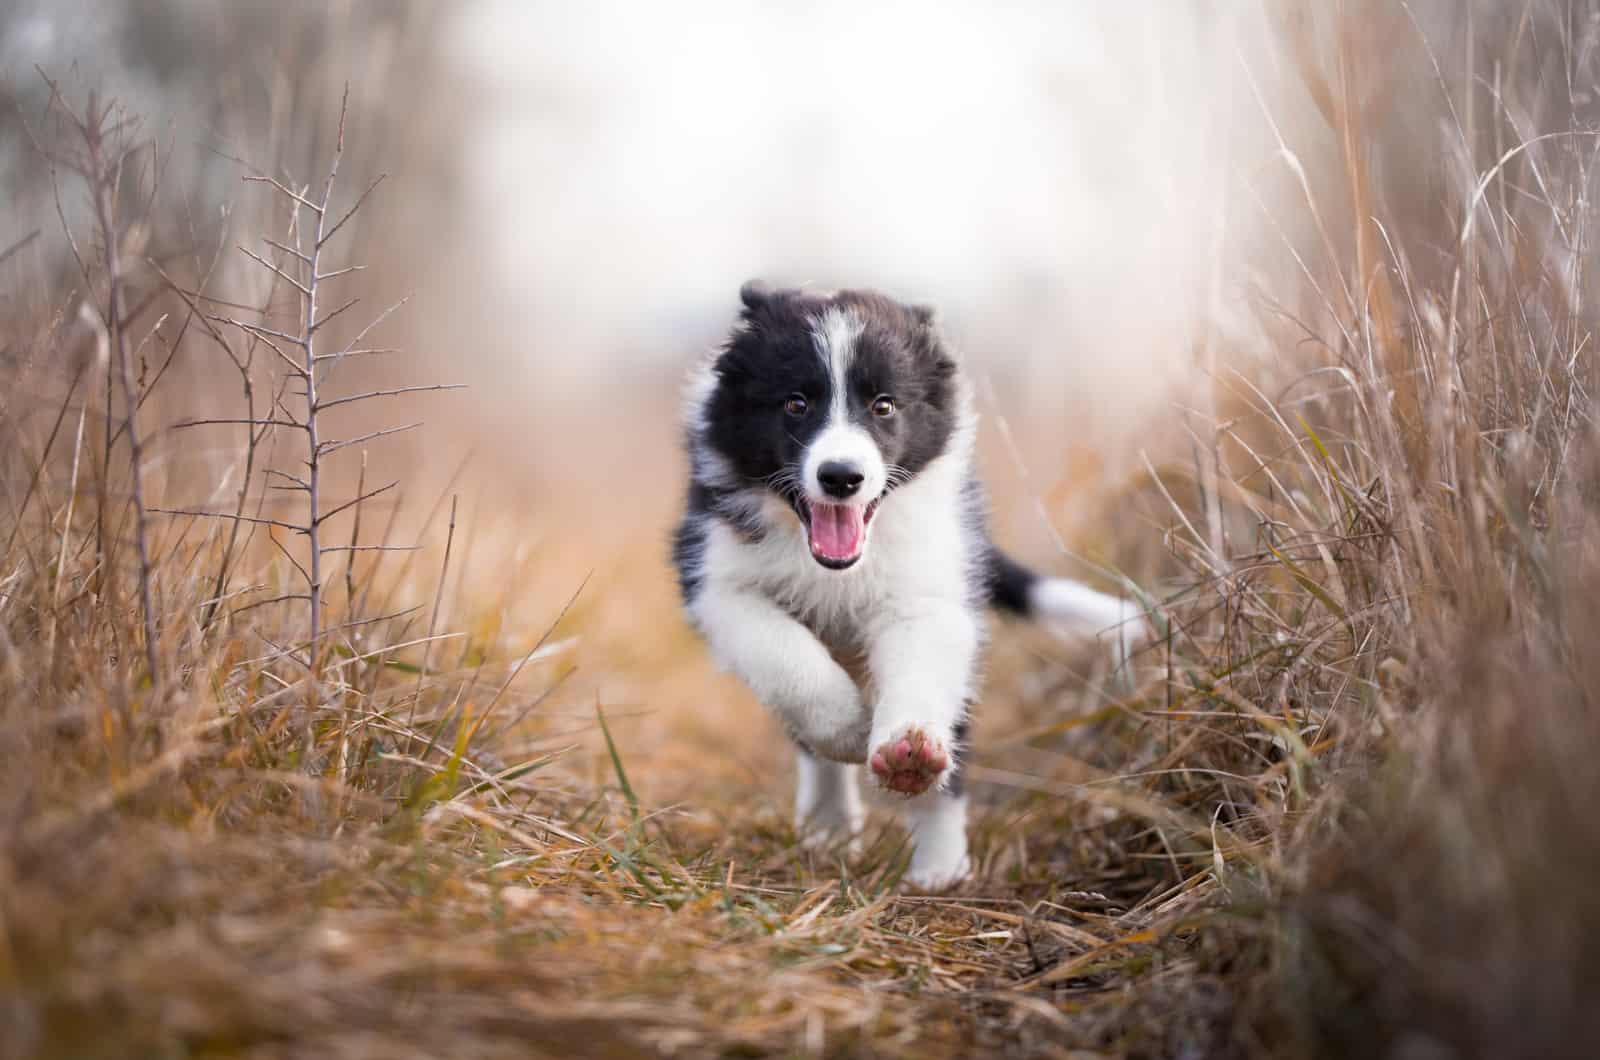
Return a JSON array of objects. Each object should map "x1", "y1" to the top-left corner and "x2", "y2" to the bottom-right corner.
[{"x1": 5, "y1": 2, "x2": 1600, "y2": 1057}]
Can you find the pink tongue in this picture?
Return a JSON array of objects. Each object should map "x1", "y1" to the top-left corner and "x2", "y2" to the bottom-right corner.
[{"x1": 809, "y1": 503, "x2": 866, "y2": 561}]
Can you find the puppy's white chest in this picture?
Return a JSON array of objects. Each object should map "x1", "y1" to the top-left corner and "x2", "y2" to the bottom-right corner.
[{"x1": 754, "y1": 507, "x2": 968, "y2": 643}]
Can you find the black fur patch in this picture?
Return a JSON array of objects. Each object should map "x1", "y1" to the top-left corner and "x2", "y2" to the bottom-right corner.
[
  {"x1": 671, "y1": 484, "x2": 712, "y2": 599},
  {"x1": 831, "y1": 289, "x2": 959, "y2": 481},
  {"x1": 945, "y1": 714, "x2": 971, "y2": 798},
  {"x1": 984, "y1": 547, "x2": 1038, "y2": 616}
]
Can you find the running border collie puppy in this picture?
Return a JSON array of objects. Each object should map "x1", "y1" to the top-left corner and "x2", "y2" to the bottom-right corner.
[{"x1": 674, "y1": 282, "x2": 1142, "y2": 889}]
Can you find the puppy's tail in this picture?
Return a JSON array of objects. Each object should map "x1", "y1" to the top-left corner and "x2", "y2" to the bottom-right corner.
[{"x1": 985, "y1": 548, "x2": 1148, "y2": 664}]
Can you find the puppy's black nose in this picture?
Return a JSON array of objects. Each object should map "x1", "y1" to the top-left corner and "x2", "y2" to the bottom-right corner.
[{"x1": 817, "y1": 461, "x2": 865, "y2": 498}]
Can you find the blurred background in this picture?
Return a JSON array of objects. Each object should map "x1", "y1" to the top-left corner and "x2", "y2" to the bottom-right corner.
[
  {"x1": 2, "y1": 0, "x2": 1283, "y2": 547},
  {"x1": 0, "y1": 0, "x2": 1520, "y2": 793},
  {"x1": 6, "y1": 0, "x2": 1587, "y2": 778},
  {"x1": 0, "y1": 0, "x2": 1300, "y2": 762}
]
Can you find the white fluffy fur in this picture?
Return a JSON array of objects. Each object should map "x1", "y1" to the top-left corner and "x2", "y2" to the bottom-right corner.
[
  {"x1": 686, "y1": 321, "x2": 984, "y2": 885},
  {"x1": 802, "y1": 422, "x2": 886, "y2": 510},
  {"x1": 681, "y1": 298, "x2": 1143, "y2": 891},
  {"x1": 687, "y1": 423, "x2": 982, "y2": 749},
  {"x1": 1031, "y1": 578, "x2": 1145, "y2": 667}
]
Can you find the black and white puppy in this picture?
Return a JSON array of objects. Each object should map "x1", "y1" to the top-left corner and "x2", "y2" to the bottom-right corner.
[{"x1": 674, "y1": 282, "x2": 1142, "y2": 889}]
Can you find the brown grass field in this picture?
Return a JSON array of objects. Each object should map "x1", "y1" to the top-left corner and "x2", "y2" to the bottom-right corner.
[{"x1": 4, "y1": 2, "x2": 1600, "y2": 1057}]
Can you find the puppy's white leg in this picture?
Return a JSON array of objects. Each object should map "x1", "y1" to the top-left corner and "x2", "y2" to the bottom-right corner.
[
  {"x1": 865, "y1": 605, "x2": 979, "y2": 795},
  {"x1": 902, "y1": 792, "x2": 971, "y2": 890},
  {"x1": 689, "y1": 582, "x2": 870, "y2": 762},
  {"x1": 794, "y1": 750, "x2": 863, "y2": 850}
]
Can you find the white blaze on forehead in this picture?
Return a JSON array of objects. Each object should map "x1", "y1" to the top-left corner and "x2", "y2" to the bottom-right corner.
[
  {"x1": 802, "y1": 306, "x2": 885, "y2": 507},
  {"x1": 810, "y1": 306, "x2": 864, "y2": 424}
]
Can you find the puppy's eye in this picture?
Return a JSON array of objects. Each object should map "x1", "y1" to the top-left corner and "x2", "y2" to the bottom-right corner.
[
  {"x1": 870, "y1": 395, "x2": 897, "y2": 418},
  {"x1": 784, "y1": 394, "x2": 809, "y2": 417}
]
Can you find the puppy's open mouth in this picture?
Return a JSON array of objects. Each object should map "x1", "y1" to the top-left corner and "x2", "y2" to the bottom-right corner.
[{"x1": 800, "y1": 497, "x2": 881, "y2": 569}]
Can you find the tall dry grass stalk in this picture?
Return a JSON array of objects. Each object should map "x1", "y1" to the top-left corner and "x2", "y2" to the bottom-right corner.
[
  {"x1": 3, "y1": 2, "x2": 1599, "y2": 1057},
  {"x1": 18, "y1": 80, "x2": 167, "y2": 697}
]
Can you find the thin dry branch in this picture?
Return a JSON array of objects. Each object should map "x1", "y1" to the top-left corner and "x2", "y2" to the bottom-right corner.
[
  {"x1": 321, "y1": 544, "x2": 418, "y2": 553},
  {"x1": 237, "y1": 245, "x2": 312, "y2": 297},
  {"x1": 318, "y1": 173, "x2": 386, "y2": 250},
  {"x1": 82, "y1": 92, "x2": 161, "y2": 694},
  {"x1": 241, "y1": 174, "x2": 322, "y2": 213},
  {"x1": 317, "y1": 480, "x2": 397, "y2": 525},
  {"x1": 317, "y1": 383, "x2": 465, "y2": 412},
  {"x1": 309, "y1": 294, "x2": 361, "y2": 333},
  {"x1": 318, "y1": 422, "x2": 422, "y2": 455},
  {"x1": 170, "y1": 418, "x2": 304, "y2": 431},
  {"x1": 150, "y1": 507, "x2": 307, "y2": 533},
  {"x1": 313, "y1": 297, "x2": 408, "y2": 363},
  {"x1": 261, "y1": 236, "x2": 311, "y2": 263}
]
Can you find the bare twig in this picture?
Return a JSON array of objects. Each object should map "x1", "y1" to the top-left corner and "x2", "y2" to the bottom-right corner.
[
  {"x1": 241, "y1": 174, "x2": 322, "y2": 213},
  {"x1": 237, "y1": 244, "x2": 312, "y2": 297},
  {"x1": 170, "y1": 417, "x2": 304, "y2": 431},
  {"x1": 313, "y1": 297, "x2": 408, "y2": 366},
  {"x1": 317, "y1": 383, "x2": 465, "y2": 412},
  {"x1": 317, "y1": 480, "x2": 397, "y2": 525},
  {"x1": 321, "y1": 544, "x2": 418, "y2": 553},
  {"x1": 319, "y1": 173, "x2": 386, "y2": 250},
  {"x1": 150, "y1": 507, "x2": 306, "y2": 532},
  {"x1": 318, "y1": 422, "x2": 422, "y2": 455},
  {"x1": 83, "y1": 92, "x2": 161, "y2": 694}
]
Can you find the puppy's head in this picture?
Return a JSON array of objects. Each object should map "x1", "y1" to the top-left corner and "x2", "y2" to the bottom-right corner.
[{"x1": 694, "y1": 281, "x2": 960, "y2": 570}]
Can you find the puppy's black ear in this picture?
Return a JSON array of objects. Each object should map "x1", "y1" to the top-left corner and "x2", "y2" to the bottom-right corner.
[{"x1": 739, "y1": 279, "x2": 774, "y2": 313}]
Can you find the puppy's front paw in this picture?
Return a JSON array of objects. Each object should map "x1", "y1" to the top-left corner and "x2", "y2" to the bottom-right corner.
[{"x1": 869, "y1": 725, "x2": 950, "y2": 795}]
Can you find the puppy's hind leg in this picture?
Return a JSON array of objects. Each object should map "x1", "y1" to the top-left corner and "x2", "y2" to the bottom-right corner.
[{"x1": 794, "y1": 749, "x2": 863, "y2": 851}]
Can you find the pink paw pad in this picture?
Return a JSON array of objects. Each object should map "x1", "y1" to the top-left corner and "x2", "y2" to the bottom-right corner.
[{"x1": 869, "y1": 728, "x2": 950, "y2": 796}]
